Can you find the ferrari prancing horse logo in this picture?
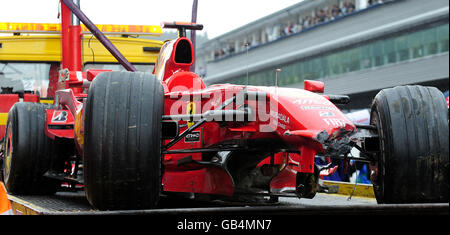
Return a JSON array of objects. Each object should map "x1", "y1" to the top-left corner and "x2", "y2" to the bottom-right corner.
[{"x1": 186, "y1": 102, "x2": 196, "y2": 128}]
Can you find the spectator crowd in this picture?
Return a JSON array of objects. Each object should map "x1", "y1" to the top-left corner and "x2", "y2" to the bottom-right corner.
[{"x1": 213, "y1": 0, "x2": 384, "y2": 60}]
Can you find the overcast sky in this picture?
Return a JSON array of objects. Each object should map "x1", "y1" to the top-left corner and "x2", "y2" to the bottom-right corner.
[{"x1": 0, "y1": 0, "x2": 302, "y2": 39}]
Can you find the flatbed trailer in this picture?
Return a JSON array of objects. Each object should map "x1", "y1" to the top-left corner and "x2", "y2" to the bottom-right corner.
[{"x1": 7, "y1": 182, "x2": 448, "y2": 215}]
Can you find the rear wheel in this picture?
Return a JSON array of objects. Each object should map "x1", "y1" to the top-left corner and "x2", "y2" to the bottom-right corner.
[
  {"x1": 83, "y1": 71, "x2": 164, "y2": 210},
  {"x1": 370, "y1": 85, "x2": 448, "y2": 203},
  {"x1": 2, "y1": 102, "x2": 59, "y2": 195}
]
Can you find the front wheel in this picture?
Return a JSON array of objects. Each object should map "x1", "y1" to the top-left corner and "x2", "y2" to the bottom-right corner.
[
  {"x1": 370, "y1": 85, "x2": 448, "y2": 203},
  {"x1": 83, "y1": 71, "x2": 164, "y2": 210}
]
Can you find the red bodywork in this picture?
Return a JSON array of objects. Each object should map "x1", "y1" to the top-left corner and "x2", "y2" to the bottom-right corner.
[
  {"x1": 0, "y1": 95, "x2": 19, "y2": 140},
  {"x1": 46, "y1": 17, "x2": 357, "y2": 198},
  {"x1": 2, "y1": 1, "x2": 357, "y2": 200},
  {"x1": 0, "y1": 94, "x2": 40, "y2": 139},
  {"x1": 150, "y1": 35, "x2": 356, "y2": 197}
]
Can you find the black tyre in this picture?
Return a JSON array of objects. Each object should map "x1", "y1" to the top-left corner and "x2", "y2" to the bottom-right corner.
[
  {"x1": 83, "y1": 71, "x2": 164, "y2": 210},
  {"x1": 370, "y1": 85, "x2": 448, "y2": 203},
  {"x1": 2, "y1": 102, "x2": 59, "y2": 195}
]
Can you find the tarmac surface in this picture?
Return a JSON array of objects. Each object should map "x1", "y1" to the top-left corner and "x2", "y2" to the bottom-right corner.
[{"x1": 279, "y1": 193, "x2": 377, "y2": 206}]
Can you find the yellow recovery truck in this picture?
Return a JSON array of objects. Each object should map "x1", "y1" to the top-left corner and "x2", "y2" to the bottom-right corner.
[{"x1": 0, "y1": 22, "x2": 163, "y2": 214}]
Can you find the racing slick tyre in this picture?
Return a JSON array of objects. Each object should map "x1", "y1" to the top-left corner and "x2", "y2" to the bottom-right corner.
[
  {"x1": 84, "y1": 71, "x2": 164, "y2": 210},
  {"x1": 370, "y1": 85, "x2": 449, "y2": 204},
  {"x1": 2, "y1": 102, "x2": 59, "y2": 195}
]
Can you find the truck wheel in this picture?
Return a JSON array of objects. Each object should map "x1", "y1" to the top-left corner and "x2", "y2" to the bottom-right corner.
[
  {"x1": 2, "y1": 102, "x2": 59, "y2": 195},
  {"x1": 83, "y1": 71, "x2": 164, "y2": 210},
  {"x1": 370, "y1": 85, "x2": 448, "y2": 203}
]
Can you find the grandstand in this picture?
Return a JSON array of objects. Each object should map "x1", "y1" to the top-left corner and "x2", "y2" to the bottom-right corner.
[{"x1": 196, "y1": 0, "x2": 449, "y2": 109}]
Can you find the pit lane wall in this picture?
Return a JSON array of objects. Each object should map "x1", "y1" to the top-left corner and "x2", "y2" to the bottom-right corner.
[{"x1": 322, "y1": 180, "x2": 375, "y2": 198}]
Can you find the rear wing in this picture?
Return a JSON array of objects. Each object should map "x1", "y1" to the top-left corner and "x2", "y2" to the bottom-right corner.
[{"x1": 162, "y1": 21, "x2": 203, "y2": 37}]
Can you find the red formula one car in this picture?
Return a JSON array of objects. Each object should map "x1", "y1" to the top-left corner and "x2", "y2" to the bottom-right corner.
[{"x1": 1, "y1": 1, "x2": 448, "y2": 210}]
